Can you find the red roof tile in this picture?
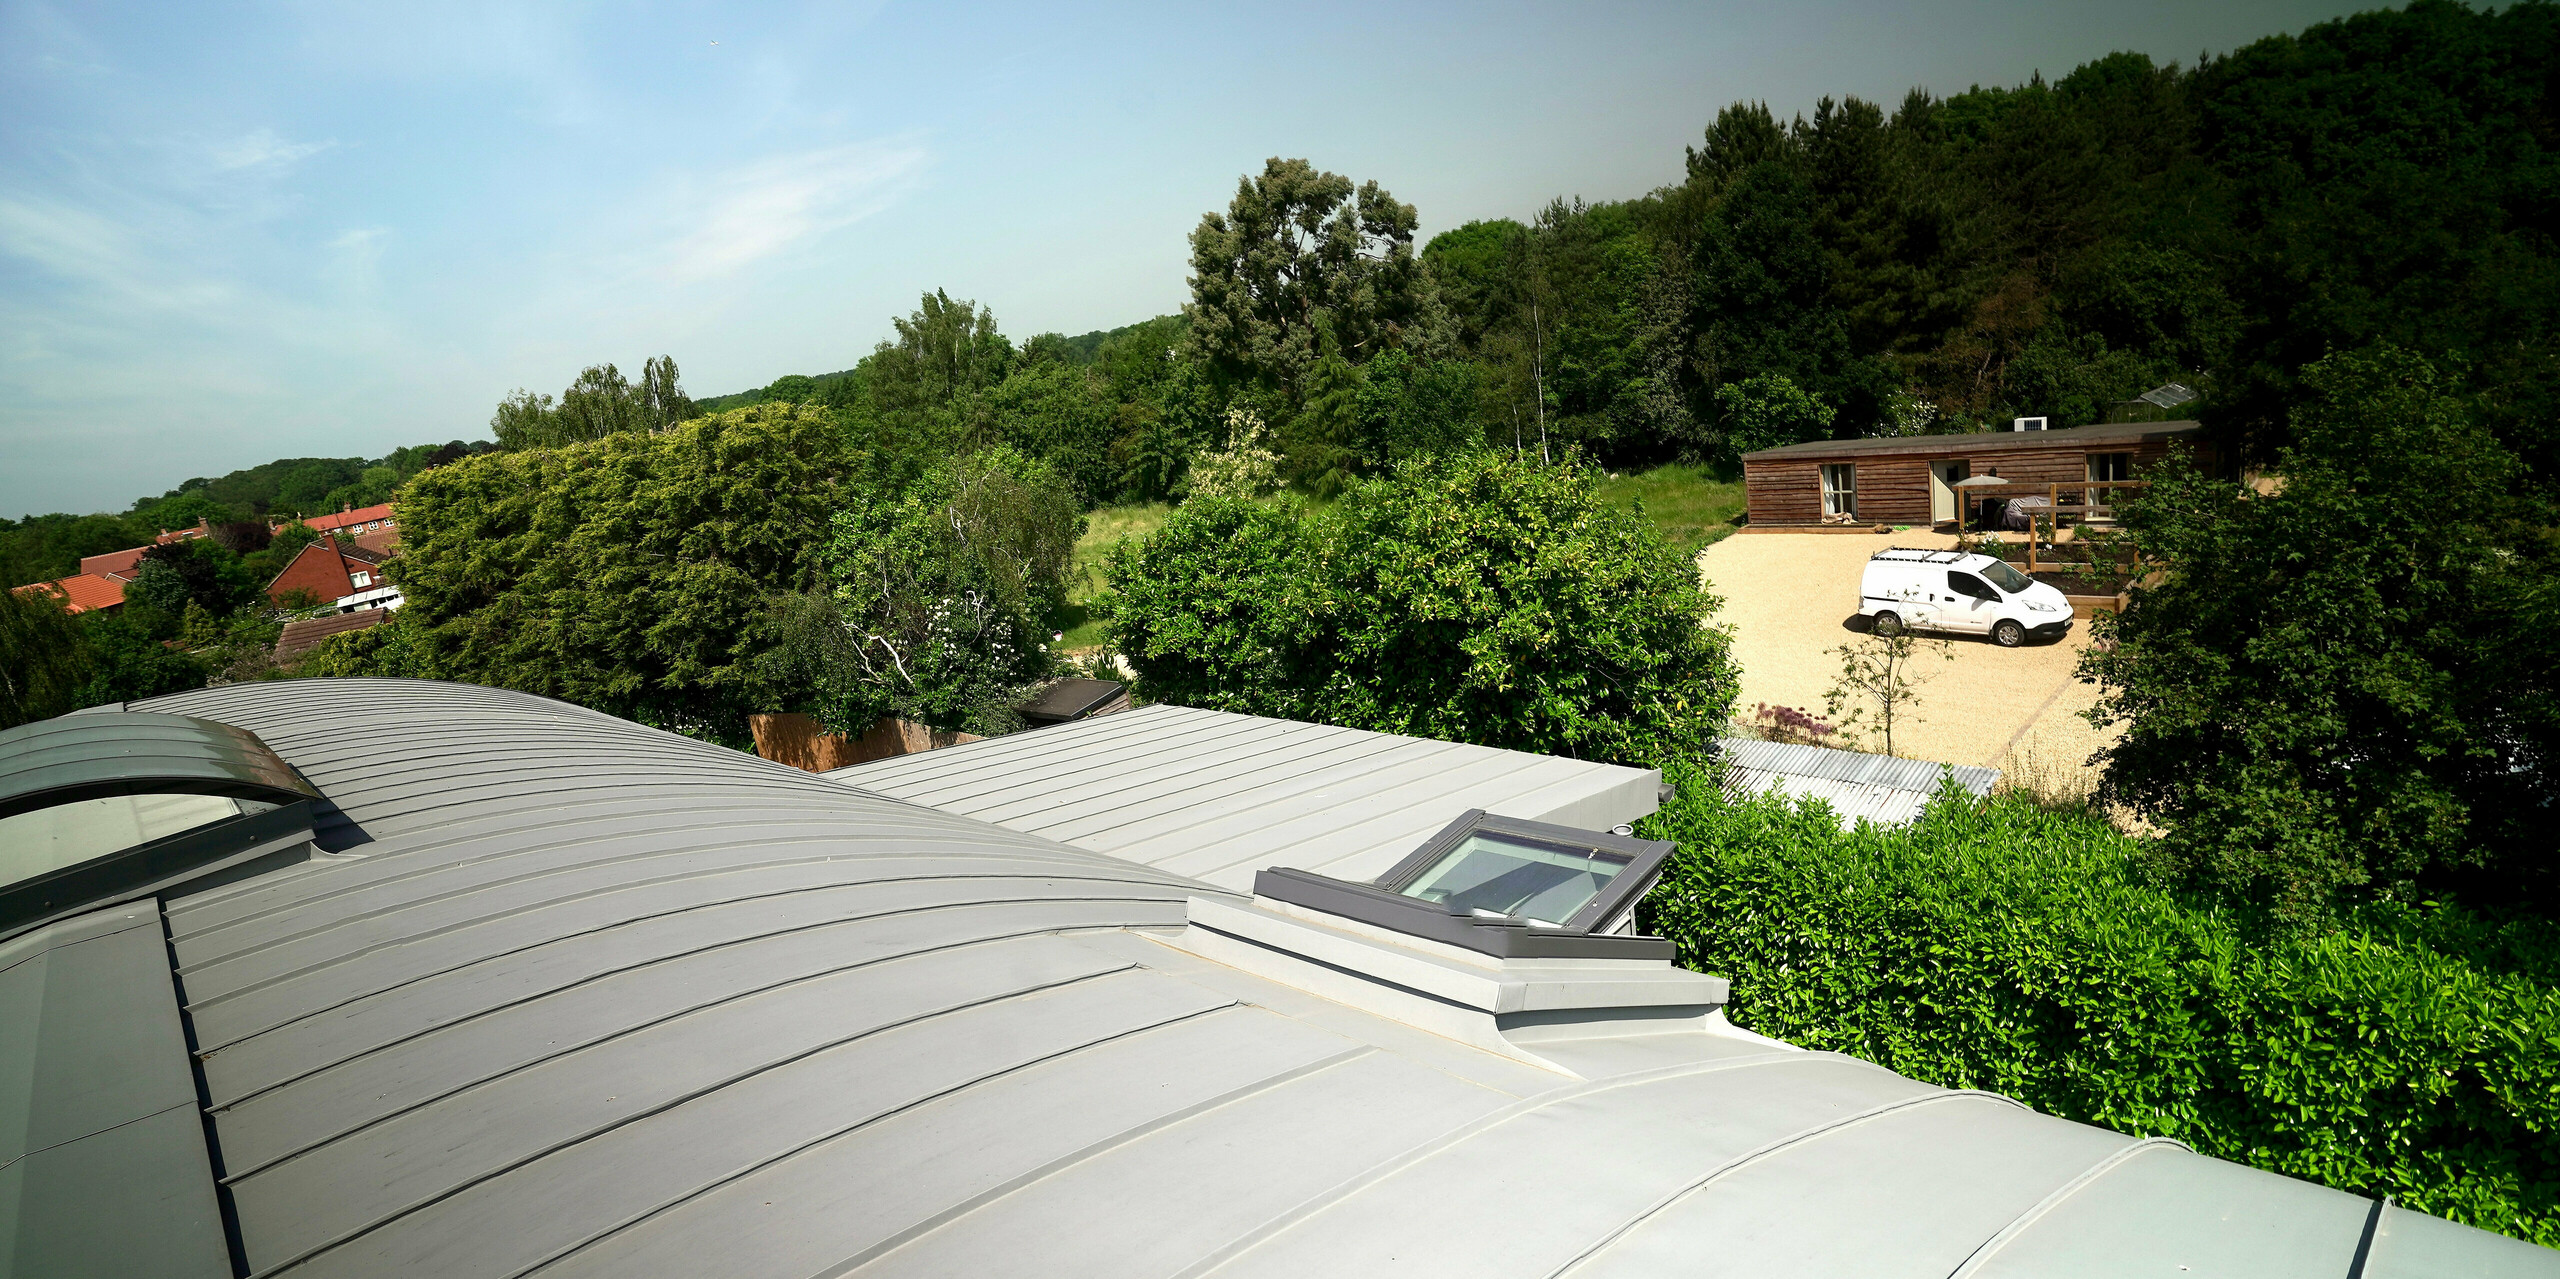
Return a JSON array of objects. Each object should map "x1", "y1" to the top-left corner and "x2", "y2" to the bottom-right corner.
[
  {"x1": 13, "y1": 574, "x2": 126, "y2": 614},
  {"x1": 78, "y1": 545, "x2": 153, "y2": 578},
  {"x1": 303, "y1": 504, "x2": 396, "y2": 534}
]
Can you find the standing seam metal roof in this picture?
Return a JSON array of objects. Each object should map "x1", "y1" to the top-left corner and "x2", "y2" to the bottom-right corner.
[
  {"x1": 78, "y1": 678, "x2": 2554, "y2": 1279},
  {"x1": 831, "y1": 702, "x2": 1662, "y2": 892}
]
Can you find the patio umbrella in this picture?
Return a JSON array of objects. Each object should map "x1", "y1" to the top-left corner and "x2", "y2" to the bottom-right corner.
[{"x1": 1951, "y1": 474, "x2": 2011, "y2": 532}]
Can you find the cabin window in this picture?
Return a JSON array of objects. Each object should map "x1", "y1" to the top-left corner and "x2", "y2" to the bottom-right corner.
[
  {"x1": 1821, "y1": 464, "x2": 1857, "y2": 517},
  {"x1": 2087, "y1": 452, "x2": 2132, "y2": 511}
]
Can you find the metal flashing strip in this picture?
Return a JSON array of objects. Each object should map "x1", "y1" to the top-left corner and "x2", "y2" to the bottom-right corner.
[
  {"x1": 1941, "y1": 1137, "x2": 2189, "y2": 1278},
  {"x1": 1250, "y1": 869, "x2": 1675, "y2": 962},
  {"x1": 1547, "y1": 1089, "x2": 2019, "y2": 1277}
]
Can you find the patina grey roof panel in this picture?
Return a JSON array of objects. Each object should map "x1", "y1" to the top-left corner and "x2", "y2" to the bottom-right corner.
[
  {"x1": 831, "y1": 702, "x2": 1661, "y2": 890},
  {"x1": 66, "y1": 678, "x2": 2547, "y2": 1278},
  {"x1": 0, "y1": 903, "x2": 231, "y2": 1279}
]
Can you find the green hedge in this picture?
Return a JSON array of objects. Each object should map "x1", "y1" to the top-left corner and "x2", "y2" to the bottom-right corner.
[{"x1": 1636, "y1": 773, "x2": 2560, "y2": 1244}]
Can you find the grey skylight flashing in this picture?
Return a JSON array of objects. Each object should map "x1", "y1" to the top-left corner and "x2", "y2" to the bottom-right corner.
[
  {"x1": 1253, "y1": 867, "x2": 1674, "y2": 961},
  {"x1": 1250, "y1": 807, "x2": 1678, "y2": 958}
]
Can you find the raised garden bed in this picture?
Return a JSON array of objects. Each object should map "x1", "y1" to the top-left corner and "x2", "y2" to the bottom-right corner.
[{"x1": 2030, "y1": 569, "x2": 2136, "y2": 597}]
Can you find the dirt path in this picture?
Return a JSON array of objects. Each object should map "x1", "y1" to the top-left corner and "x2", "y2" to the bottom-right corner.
[{"x1": 1699, "y1": 532, "x2": 2119, "y2": 785}]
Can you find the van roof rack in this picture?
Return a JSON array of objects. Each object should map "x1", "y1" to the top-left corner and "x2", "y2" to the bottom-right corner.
[{"x1": 1869, "y1": 547, "x2": 1969, "y2": 564}]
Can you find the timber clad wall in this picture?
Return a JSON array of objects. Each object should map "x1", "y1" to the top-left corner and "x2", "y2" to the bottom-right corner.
[{"x1": 1739, "y1": 423, "x2": 2199, "y2": 527}]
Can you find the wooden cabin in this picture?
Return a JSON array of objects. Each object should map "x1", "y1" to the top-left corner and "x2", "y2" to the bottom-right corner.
[{"x1": 1740, "y1": 420, "x2": 2206, "y2": 529}]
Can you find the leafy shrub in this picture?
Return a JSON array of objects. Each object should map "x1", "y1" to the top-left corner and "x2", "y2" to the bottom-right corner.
[
  {"x1": 1107, "y1": 452, "x2": 1738, "y2": 766},
  {"x1": 1639, "y1": 774, "x2": 2560, "y2": 1244},
  {"x1": 778, "y1": 446, "x2": 1081, "y2": 736},
  {"x1": 340, "y1": 402, "x2": 847, "y2": 737}
]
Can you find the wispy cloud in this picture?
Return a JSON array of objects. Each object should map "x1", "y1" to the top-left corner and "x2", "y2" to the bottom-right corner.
[
  {"x1": 661, "y1": 140, "x2": 926, "y2": 282},
  {"x1": 209, "y1": 128, "x2": 332, "y2": 171}
]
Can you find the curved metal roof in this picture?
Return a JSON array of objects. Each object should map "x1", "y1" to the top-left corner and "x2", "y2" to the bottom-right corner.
[
  {"x1": 78, "y1": 678, "x2": 2554, "y2": 1278},
  {"x1": 0, "y1": 710, "x2": 317, "y2": 822}
]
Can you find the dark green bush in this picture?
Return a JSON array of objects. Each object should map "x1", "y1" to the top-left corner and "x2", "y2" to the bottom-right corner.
[
  {"x1": 1638, "y1": 773, "x2": 2560, "y2": 1244},
  {"x1": 1105, "y1": 452, "x2": 1740, "y2": 767}
]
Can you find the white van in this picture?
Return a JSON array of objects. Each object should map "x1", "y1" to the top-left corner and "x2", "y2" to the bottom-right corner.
[{"x1": 1857, "y1": 547, "x2": 2074, "y2": 647}]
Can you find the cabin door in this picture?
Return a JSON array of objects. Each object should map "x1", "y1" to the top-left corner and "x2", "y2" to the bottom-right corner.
[{"x1": 1930, "y1": 461, "x2": 1969, "y2": 525}]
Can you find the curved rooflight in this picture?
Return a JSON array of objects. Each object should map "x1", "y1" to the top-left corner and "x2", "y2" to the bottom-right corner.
[{"x1": 0, "y1": 711, "x2": 320, "y2": 937}]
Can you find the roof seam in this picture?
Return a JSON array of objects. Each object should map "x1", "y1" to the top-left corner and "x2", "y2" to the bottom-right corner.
[
  {"x1": 175, "y1": 833, "x2": 1194, "y2": 963},
  {"x1": 1545, "y1": 1089, "x2": 2018, "y2": 1277},
  {"x1": 185, "y1": 881, "x2": 1191, "y2": 1050},
  {"x1": 1940, "y1": 1135, "x2": 2189, "y2": 1278},
  {"x1": 816, "y1": 1045, "x2": 1380, "y2": 1279},
  {"x1": 238, "y1": 963, "x2": 1170, "y2": 1279},
  {"x1": 1169, "y1": 1051, "x2": 1887, "y2": 1279},
  {"x1": 180, "y1": 868, "x2": 1190, "y2": 1006},
  {"x1": 202, "y1": 908, "x2": 1172, "y2": 1124},
  {"x1": 0, "y1": 1097, "x2": 204, "y2": 1177},
  {"x1": 483, "y1": 997, "x2": 1250, "y2": 1279},
  {"x1": 171, "y1": 810, "x2": 1133, "y2": 931},
  {"x1": 216, "y1": 943, "x2": 1142, "y2": 1185}
]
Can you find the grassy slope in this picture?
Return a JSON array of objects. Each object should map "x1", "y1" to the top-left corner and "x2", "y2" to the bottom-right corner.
[
  {"x1": 1593, "y1": 464, "x2": 1748, "y2": 556},
  {"x1": 1058, "y1": 502, "x2": 1172, "y2": 648}
]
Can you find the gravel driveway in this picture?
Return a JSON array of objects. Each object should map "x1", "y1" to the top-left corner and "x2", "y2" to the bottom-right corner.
[{"x1": 1700, "y1": 531, "x2": 2120, "y2": 784}]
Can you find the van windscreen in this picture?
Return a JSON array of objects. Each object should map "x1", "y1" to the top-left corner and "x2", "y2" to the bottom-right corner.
[{"x1": 1980, "y1": 560, "x2": 2032, "y2": 593}]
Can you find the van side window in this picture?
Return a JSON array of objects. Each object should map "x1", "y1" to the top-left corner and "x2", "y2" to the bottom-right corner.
[{"x1": 1948, "y1": 571, "x2": 1993, "y2": 599}]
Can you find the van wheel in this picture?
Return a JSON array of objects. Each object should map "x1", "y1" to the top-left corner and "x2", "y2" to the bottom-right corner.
[
  {"x1": 1872, "y1": 611, "x2": 1903, "y2": 637},
  {"x1": 1992, "y1": 619, "x2": 2026, "y2": 648}
]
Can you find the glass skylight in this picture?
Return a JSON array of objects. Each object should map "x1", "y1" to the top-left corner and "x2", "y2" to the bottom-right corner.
[
  {"x1": 0, "y1": 794, "x2": 263, "y2": 893},
  {"x1": 1398, "y1": 831, "x2": 1633, "y2": 926}
]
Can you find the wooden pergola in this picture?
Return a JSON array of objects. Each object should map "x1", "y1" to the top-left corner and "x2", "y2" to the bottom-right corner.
[{"x1": 2016, "y1": 478, "x2": 2148, "y2": 573}]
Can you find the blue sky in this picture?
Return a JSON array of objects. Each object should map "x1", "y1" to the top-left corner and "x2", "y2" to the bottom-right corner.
[{"x1": 2, "y1": 0, "x2": 2363, "y2": 517}]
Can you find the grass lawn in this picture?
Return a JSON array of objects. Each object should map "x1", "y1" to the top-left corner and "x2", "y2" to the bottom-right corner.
[
  {"x1": 1594, "y1": 463, "x2": 1748, "y2": 556},
  {"x1": 1057, "y1": 502, "x2": 1172, "y2": 649}
]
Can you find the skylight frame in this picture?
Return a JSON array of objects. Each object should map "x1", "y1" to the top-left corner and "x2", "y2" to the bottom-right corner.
[{"x1": 1374, "y1": 808, "x2": 1674, "y2": 935}]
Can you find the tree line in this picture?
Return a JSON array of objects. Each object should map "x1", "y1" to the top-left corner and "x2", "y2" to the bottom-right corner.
[{"x1": 11, "y1": 0, "x2": 2559, "y2": 932}]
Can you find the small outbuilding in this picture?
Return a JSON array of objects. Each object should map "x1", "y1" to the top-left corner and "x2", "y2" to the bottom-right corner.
[{"x1": 1741, "y1": 419, "x2": 2206, "y2": 529}]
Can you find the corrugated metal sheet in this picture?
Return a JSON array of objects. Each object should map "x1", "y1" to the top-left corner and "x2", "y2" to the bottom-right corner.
[
  {"x1": 47, "y1": 678, "x2": 2541, "y2": 1278},
  {"x1": 1718, "y1": 737, "x2": 1999, "y2": 828},
  {"x1": 827, "y1": 703, "x2": 1663, "y2": 892}
]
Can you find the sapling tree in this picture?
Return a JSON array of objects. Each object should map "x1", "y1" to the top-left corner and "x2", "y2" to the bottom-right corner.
[{"x1": 1825, "y1": 628, "x2": 1954, "y2": 757}]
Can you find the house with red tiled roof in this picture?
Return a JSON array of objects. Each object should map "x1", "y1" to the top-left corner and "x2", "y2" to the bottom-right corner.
[
  {"x1": 266, "y1": 539, "x2": 398, "y2": 611},
  {"x1": 13, "y1": 573, "x2": 126, "y2": 614},
  {"x1": 301, "y1": 503, "x2": 396, "y2": 538},
  {"x1": 78, "y1": 546, "x2": 152, "y2": 580}
]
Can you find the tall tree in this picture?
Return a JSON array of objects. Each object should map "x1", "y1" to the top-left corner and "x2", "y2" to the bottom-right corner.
[
  {"x1": 1183, "y1": 157, "x2": 1452, "y2": 396},
  {"x1": 490, "y1": 358, "x2": 690, "y2": 449},
  {"x1": 2082, "y1": 346, "x2": 2560, "y2": 921},
  {"x1": 794, "y1": 446, "x2": 1081, "y2": 735},
  {"x1": 357, "y1": 402, "x2": 851, "y2": 739},
  {"x1": 0, "y1": 586, "x2": 90, "y2": 729}
]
